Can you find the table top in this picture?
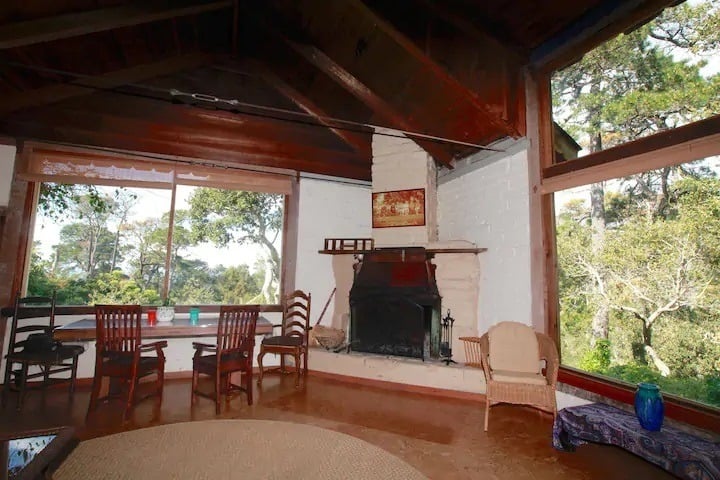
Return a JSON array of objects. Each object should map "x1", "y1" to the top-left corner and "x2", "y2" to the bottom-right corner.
[
  {"x1": 53, "y1": 314, "x2": 274, "y2": 342},
  {"x1": 1, "y1": 426, "x2": 78, "y2": 480}
]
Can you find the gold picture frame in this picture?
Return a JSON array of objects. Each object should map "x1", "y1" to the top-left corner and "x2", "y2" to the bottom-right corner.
[{"x1": 371, "y1": 188, "x2": 426, "y2": 228}]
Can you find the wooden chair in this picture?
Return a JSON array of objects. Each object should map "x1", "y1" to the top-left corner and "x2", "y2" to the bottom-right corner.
[
  {"x1": 87, "y1": 305, "x2": 167, "y2": 421},
  {"x1": 191, "y1": 305, "x2": 259, "y2": 414},
  {"x1": 461, "y1": 321, "x2": 559, "y2": 431},
  {"x1": 2, "y1": 294, "x2": 84, "y2": 411},
  {"x1": 257, "y1": 290, "x2": 311, "y2": 388}
]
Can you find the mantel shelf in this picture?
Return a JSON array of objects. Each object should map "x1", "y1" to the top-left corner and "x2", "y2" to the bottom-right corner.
[{"x1": 318, "y1": 247, "x2": 487, "y2": 255}]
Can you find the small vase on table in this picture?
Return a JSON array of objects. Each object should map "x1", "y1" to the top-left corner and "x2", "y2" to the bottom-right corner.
[{"x1": 634, "y1": 382, "x2": 664, "y2": 431}]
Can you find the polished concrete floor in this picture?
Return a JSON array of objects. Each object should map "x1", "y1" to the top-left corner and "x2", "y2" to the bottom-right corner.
[{"x1": 0, "y1": 374, "x2": 674, "y2": 479}]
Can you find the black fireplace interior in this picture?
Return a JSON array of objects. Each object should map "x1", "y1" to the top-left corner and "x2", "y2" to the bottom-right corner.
[{"x1": 349, "y1": 247, "x2": 441, "y2": 360}]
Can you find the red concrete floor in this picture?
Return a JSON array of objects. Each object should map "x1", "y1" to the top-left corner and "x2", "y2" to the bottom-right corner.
[{"x1": 0, "y1": 375, "x2": 674, "y2": 479}]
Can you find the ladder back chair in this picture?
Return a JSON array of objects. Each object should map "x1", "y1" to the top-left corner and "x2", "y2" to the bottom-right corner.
[
  {"x1": 87, "y1": 305, "x2": 167, "y2": 421},
  {"x1": 2, "y1": 293, "x2": 84, "y2": 411},
  {"x1": 191, "y1": 305, "x2": 259, "y2": 414},
  {"x1": 257, "y1": 290, "x2": 311, "y2": 388}
]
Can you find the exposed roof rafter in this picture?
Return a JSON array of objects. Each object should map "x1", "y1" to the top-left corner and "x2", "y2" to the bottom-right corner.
[
  {"x1": 244, "y1": 59, "x2": 371, "y2": 156},
  {"x1": 0, "y1": 0, "x2": 233, "y2": 50},
  {"x1": 0, "y1": 52, "x2": 216, "y2": 116},
  {"x1": 280, "y1": 35, "x2": 456, "y2": 167}
]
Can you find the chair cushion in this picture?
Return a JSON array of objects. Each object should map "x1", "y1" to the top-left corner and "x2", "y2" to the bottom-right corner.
[
  {"x1": 488, "y1": 322, "x2": 541, "y2": 374},
  {"x1": 103, "y1": 353, "x2": 161, "y2": 367},
  {"x1": 491, "y1": 369, "x2": 548, "y2": 386},
  {"x1": 55, "y1": 344, "x2": 85, "y2": 357},
  {"x1": 262, "y1": 335, "x2": 303, "y2": 347},
  {"x1": 196, "y1": 351, "x2": 249, "y2": 364},
  {"x1": 7, "y1": 344, "x2": 84, "y2": 363}
]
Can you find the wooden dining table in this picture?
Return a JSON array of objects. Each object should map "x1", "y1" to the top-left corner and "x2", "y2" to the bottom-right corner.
[{"x1": 53, "y1": 314, "x2": 274, "y2": 342}]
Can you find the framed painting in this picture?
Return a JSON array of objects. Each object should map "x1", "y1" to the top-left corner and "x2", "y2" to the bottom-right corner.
[{"x1": 372, "y1": 188, "x2": 426, "y2": 228}]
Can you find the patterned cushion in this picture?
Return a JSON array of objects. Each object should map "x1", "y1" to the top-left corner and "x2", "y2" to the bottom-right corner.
[{"x1": 488, "y1": 321, "x2": 541, "y2": 374}]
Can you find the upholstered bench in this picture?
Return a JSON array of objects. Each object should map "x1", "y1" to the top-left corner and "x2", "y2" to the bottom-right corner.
[{"x1": 553, "y1": 403, "x2": 719, "y2": 480}]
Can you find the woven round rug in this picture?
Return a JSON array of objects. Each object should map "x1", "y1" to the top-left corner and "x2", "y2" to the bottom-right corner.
[{"x1": 53, "y1": 420, "x2": 428, "y2": 480}]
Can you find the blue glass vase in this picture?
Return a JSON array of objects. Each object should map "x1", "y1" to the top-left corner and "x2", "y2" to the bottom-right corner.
[{"x1": 634, "y1": 382, "x2": 664, "y2": 431}]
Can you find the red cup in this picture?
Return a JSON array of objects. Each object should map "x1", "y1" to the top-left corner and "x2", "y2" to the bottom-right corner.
[{"x1": 147, "y1": 309, "x2": 157, "y2": 325}]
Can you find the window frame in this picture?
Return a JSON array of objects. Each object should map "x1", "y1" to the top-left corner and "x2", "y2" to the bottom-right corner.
[
  {"x1": 17, "y1": 143, "x2": 295, "y2": 308},
  {"x1": 540, "y1": 111, "x2": 720, "y2": 430}
]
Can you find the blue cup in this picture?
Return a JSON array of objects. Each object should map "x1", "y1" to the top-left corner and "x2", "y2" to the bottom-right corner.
[{"x1": 189, "y1": 307, "x2": 200, "y2": 324}]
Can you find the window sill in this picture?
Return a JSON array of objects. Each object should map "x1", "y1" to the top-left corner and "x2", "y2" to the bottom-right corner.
[
  {"x1": 0, "y1": 304, "x2": 283, "y2": 318},
  {"x1": 558, "y1": 366, "x2": 720, "y2": 433}
]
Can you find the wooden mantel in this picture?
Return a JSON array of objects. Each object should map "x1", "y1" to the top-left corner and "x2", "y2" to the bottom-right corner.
[{"x1": 318, "y1": 238, "x2": 487, "y2": 255}]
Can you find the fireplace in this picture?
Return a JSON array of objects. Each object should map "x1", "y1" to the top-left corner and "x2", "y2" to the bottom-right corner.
[{"x1": 349, "y1": 247, "x2": 441, "y2": 360}]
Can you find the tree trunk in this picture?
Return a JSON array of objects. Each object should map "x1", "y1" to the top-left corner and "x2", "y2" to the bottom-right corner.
[
  {"x1": 654, "y1": 167, "x2": 672, "y2": 220},
  {"x1": 590, "y1": 175, "x2": 609, "y2": 344},
  {"x1": 87, "y1": 232, "x2": 97, "y2": 277},
  {"x1": 260, "y1": 256, "x2": 275, "y2": 303},
  {"x1": 110, "y1": 229, "x2": 120, "y2": 271},
  {"x1": 642, "y1": 322, "x2": 670, "y2": 376}
]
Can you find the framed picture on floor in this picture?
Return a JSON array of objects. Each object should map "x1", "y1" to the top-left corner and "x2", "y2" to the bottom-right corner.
[{"x1": 372, "y1": 188, "x2": 426, "y2": 228}]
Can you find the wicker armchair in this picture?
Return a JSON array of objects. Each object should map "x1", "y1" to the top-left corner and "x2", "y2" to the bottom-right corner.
[{"x1": 461, "y1": 321, "x2": 559, "y2": 431}]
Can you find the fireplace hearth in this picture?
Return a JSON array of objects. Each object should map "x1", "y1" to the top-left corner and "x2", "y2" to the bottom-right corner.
[{"x1": 349, "y1": 247, "x2": 441, "y2": 360}]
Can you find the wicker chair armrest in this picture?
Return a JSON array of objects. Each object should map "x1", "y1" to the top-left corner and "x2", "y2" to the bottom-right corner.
[{"x1": 536, "y1": 333, "x2": 559, "y2": 386}]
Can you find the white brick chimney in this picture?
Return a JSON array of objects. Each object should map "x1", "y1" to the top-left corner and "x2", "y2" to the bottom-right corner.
[
  {"x1": 370, "y1": 129, "x2": 481, "y2": 361},
  {"x1": 371, "y1": 128, "x2": 438, "y2": 246}
]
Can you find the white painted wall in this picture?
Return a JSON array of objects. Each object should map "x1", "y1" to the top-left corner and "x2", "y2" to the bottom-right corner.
[
  {"x1": 438, "y1": 147, "x2": 533, "y2": 334},
  {"x1": 0, "y1": 144, "x2": 16, "y2": 208},
  {"x1": 294, "y1": 177, "x2": 371, "y2": 330}
]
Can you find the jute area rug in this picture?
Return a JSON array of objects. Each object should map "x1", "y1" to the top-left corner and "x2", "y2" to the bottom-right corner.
[{"x1": 53, "y1": 420, "x2": 428, "y2": 480}]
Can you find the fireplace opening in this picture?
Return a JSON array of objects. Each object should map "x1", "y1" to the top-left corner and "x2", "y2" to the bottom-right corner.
[{"x1": 349, "y1": 248, "x2": 441, "y2": 360}]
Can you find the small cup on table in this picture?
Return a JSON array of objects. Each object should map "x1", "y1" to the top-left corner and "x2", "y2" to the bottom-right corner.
[
  {"x1": 147, "y1": 308, "x2": 157, "y2": 326},
  {"x1": 189, "y1": 307, "x2": 200, "y2": 325}
]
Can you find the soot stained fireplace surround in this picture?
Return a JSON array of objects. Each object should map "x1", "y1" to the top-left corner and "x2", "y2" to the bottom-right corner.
[{"x1": 349, "y1": 247, "x2": 441, "y2": 360}]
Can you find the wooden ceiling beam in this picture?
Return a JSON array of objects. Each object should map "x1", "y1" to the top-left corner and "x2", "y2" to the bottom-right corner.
[
  {"x1": 59, "y1": 92, "x2": 356, "y2": 152},
  {"x1": 531, "y1": 0, "x2": 679, "y2": 72},
  {"x1": 278, "y1": 34, "x2": 455, "y2": 167},
  {"x1": 0, "y1": 0, "x2": 232, "y2": 50},
  {"x1": 0, "y1": 52, "x2": 216, "y2": 116},
  {"x1": 6, "y1": 104, "x2": 367, "y2": 166},
  {"x1": 1, "y1": 119, "x2": 371, "y2": 180},
  {"x1": 245, "y1": 59, "x2": 371, "y2": 156}
]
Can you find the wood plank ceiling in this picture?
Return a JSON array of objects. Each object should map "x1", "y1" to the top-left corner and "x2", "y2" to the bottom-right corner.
[{"x1": 0, "y1": 0, "x2": 679, "y2": 181}]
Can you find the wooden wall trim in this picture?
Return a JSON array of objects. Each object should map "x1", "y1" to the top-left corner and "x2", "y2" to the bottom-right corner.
[
  {"x1": 526, "y1": 69, "x2": 555, "y2": 334},
  {"x1": 0, "y1": 162, "x2": 34, "y2": 359},
  {"x1": 524, "y1": 71, "x2": 544, "y2": 333},
  {"x1": 542, "y1": 116, "x2": 720, "y2": 193},
  {"x1": 559, "y1": 367, "x2": 720, "y2": 433},
  {"x1": 307, "y1": 370, "x2": 486, "y2": 403},
  {"x1": 281, "y1": 177, "x2": 300, "y2": 297}
]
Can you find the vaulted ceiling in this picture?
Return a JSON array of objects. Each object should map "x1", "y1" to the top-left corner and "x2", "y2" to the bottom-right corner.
[{"x1": 0, "y1": 0, "x2": 678, "y2": 180}]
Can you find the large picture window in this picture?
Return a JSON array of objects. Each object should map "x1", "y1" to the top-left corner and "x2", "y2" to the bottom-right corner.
[
  {"x1": 554, "y1": 156, "x2": 720, "y2": 409},
  {"x1": 21, "y1": 144, "x2": 289, "y2": 306},
  {"x1": 549, "y1": 0, "x2": 720, "y2": 412}
]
